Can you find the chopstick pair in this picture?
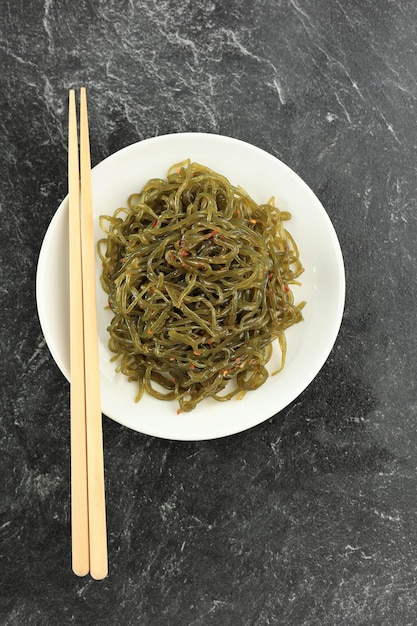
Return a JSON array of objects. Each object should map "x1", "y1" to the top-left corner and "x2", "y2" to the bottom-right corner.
[{"x1": 68, "y1": 88, "x2": 107, "y2": 580}]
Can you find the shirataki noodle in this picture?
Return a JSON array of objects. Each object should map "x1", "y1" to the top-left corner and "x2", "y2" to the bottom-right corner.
[{"x1": 98, "y1": 161, "x2": 305, "y2": 412}]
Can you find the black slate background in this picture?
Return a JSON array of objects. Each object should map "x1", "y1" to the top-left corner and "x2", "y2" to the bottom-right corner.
[{"x1": 1, "y1": 1, "x2": 417, "y2": 624}]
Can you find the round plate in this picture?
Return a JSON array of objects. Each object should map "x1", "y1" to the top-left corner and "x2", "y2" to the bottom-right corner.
[{"x1": 36, "y1": 133, "x2": 345, "y2": 441}]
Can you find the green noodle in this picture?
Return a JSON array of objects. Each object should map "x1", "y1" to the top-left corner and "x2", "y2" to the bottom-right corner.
[{"x1": 98, "y1": 160, "x2": 305, "y2": 412}]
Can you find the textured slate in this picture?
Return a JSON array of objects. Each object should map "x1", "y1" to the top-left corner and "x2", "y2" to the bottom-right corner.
[{"x1": 1, "y1": 1, "x2": 417, "y2": 624}]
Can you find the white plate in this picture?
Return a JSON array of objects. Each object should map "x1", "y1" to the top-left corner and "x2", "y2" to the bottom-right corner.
[{"x1": 36, "y1": 133, "x2": 345, "y2": 441}]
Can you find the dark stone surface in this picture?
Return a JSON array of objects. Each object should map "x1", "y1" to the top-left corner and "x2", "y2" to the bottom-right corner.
[{"x1": 1, "y1": 0, "x2": 417, "y2": 624}]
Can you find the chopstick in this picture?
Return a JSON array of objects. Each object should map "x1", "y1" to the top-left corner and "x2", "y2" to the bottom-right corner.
[
  {"x1": 68, "y1": 87, "x2": 108, "y2": 580},
  {"x1": 68, "y1": 89, "x2": 89, "y2": 577}
]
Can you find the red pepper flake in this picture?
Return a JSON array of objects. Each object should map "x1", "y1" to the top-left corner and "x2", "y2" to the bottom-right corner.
[
  {"x1": 190, "y1": 363, "x2": 195, "y2": 369},
  {"x1": 206, "y1": 230, "x2": 218, "y2": 239},
  {"x1": 169, "y1": 357, "x2": 175, "y2": 362},
  {"x1": 268, "y1": 273, "x2": 274, "y2": 279},
  {"x1": 181, "y1": 249, "x2": 190, "y2": 257},
  {"x1": 285, "y1": 285, "x2": 290, "y2": 292},
  {"x1": 177, "y1": 408, "x2": 182, "y2": 415},
  {"x1": 147, "y1": 329, "x2": 153, "y2": 335},
  {"x1": 151, "y1": 220, "x2": 158, "y2": 227},
  {"x1": 193, "y1": 350, "x2": 201, "y2": 356}
]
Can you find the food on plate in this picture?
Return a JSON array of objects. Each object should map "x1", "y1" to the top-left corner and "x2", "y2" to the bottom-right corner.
[{"x1": 98, "y1": 161, "x2": 305, "y2": 412}]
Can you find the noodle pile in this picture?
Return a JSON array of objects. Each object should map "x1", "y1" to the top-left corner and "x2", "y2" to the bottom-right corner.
[{"x1": 98, "y1": 161, "x2": 305, "y2": 412}]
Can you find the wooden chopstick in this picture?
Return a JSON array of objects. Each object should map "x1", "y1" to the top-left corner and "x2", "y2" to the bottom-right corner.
[
  {"x1": 79, "y1": 87, "x2": 108, "y2": 580},
  {"x1": 69, "y1": 87, "x2": 108, "y2": 580},
  {"x1": 69, "y1": 89, "x2": 89, "y2": 577}
]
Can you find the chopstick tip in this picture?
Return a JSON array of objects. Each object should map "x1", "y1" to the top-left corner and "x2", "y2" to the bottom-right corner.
[
  {"x1": 90, "y1": 565, "x2": 108, "y2": 581},
  {"x1": 72, "y1": 564, "x2": 90, "y2": 577}
]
